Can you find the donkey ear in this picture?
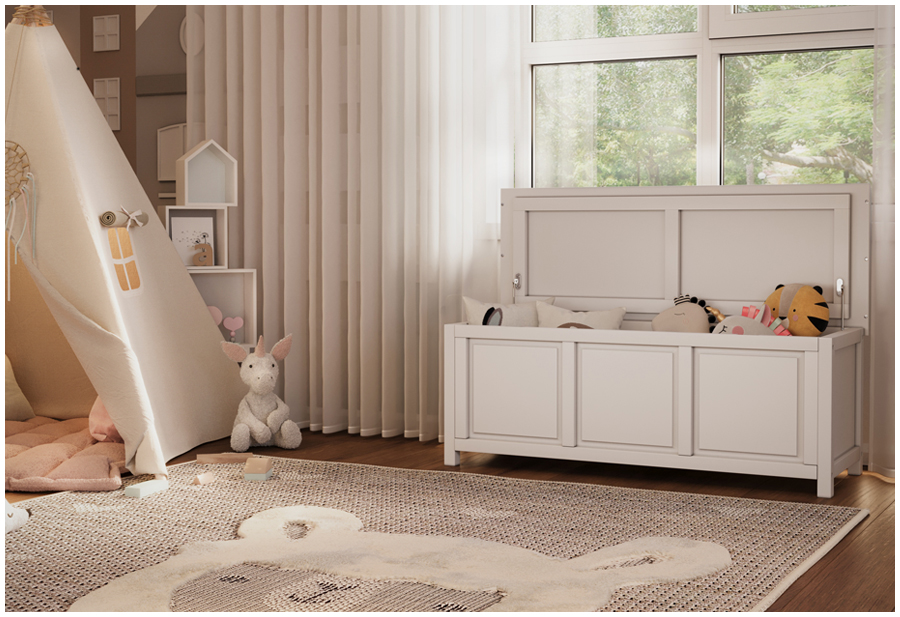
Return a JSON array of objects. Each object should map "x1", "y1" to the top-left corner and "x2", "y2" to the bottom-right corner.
[
  {"x1": 222, "y1": 341, "x2": 248, "y2": 363},
  {"x1": 271, "y1": 334, "x2": 293, "y2": 362}
]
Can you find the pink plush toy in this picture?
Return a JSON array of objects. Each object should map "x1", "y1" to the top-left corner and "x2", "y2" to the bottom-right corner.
[{"x1": 221, "y1": 335, "x2": 302, "y2": 452}]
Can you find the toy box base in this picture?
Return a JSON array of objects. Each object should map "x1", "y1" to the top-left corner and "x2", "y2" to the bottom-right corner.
[{"x1": 444, "y1": 323, "x2": 864, "y2": 499}]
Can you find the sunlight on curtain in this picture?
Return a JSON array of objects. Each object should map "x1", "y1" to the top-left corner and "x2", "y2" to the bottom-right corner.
[
  {"x1": 186, "y1": 6, "x2": 517, "y2": 441},
  {"x1": 869, "y1": 4, "x2": 894, "y2": 477}
]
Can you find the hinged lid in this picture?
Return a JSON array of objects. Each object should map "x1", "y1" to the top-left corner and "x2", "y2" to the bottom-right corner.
[{"x1": 501, "y1": 185, "x2": 870, "y2": 331}]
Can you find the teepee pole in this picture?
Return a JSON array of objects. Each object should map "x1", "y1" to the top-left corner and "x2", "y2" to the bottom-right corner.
[{"x1": 10, "y1": 5, "x2": 53, "y2": 27}]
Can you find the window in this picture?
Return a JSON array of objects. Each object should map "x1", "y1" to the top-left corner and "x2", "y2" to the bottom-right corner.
[
  {"x1": 107, "y1": 228, "x2": 142, "y2": 294},
  {"x1": 93, "y1": 78, "x2": 121, "y2": 131},
  {"x1": 533, "y1": 5, "x2": 697, "y2": 42},
  {"x1": 92, "y1": 15, "x2": 120, "y2": 52},
  {"x1": 708, "y1": 5, "x2": 875, "y2": 38},
  {"x1": 723, "y1": 48, "x2": 874, "y2": 185},
  {"x1": 521, "y1": 5, "x2": 876, "y2": 188},
  {"x1": 533, "y1": 58, "x2": 697, "y2": 187}
]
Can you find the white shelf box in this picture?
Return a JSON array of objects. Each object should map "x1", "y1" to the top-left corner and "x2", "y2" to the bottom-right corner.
[
  {"x1": 175, "y1": 139, "x2": 238, "y2": 207},
  {"x1": 189, "y1": 269, "x2": 258, "y2": 347},
  {"x1": 165, "y1": 205, "x2": 228, "y2": 269}
]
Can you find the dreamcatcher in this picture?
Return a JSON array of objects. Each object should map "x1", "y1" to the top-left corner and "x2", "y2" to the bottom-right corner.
[{"x1": 5, "y1": 140, "x2": 37, "y2": 300}]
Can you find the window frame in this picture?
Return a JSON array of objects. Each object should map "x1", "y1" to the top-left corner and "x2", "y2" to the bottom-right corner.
[
  {"x1": 516, "y1": 5, "x2": 876, "y2": 188},
  {"x1": 709, "y1": 5, "x2": 877, "y2": 39}
]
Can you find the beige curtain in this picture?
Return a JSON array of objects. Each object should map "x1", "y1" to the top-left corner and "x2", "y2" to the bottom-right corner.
[
  {"x1": 185, "y1": 6, "x2": 517, "y2": 440},
  {"x1": 870, "y1": 4, "x2": 894, "y2": 478}
]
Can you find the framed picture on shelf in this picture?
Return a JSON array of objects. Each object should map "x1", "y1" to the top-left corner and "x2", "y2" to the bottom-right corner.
[{"x1": 168, "y1": 209, "x2": 217, "y2": 267}]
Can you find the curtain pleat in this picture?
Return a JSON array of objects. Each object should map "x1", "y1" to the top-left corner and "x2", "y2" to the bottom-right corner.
[
  {"x1": 283, "y1": 5, "x2": 308, "y2": 429},
  {"x1": 870, "y1": 5, "x2": 895, "y2": 477},
  {"x1": 186, "y1": 6, "x2": 516, "y2": 443}
]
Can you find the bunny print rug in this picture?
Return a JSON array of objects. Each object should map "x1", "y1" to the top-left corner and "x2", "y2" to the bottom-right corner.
[
  {"x1": 5, "y1": 458, "x2": 867, "y2": 612},
  {"x1": 69, "y1": 505, "x2": 731, "y2": 612}
]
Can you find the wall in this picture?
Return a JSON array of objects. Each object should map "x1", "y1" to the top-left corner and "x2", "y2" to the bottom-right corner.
[
  {"x1": 79, "y1": 6, "x2": 137, "y2": 171},
  {"x1": 135, "y1": 5, "x2": 187, "y2": 216}
]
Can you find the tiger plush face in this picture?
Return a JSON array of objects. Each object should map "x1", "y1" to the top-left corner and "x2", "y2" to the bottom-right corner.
[{"x1": 765, "y1": 284, "x2": 830, "y2": 337}]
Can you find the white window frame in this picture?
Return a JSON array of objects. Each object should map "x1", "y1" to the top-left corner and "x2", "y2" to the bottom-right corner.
[
  {"x1": 709, "y1": 5, "x2": 877, "y2": 39},
  {"x1": 516, "y1": 5, "x2": 876, "y2": 188}
]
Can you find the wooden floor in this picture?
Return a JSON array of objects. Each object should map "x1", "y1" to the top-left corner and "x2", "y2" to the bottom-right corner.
[{"x1": 9, "y1": 430, "x2": 895, "y2": 612}]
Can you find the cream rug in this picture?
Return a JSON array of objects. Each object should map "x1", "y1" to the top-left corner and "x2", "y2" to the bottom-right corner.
[{"x1": 4, "y1": 458, "x2": 866, "y2": 612}]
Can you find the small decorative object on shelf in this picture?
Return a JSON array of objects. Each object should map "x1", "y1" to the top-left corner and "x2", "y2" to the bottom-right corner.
[
  {"x1": 223, "y1": 316, "x2": 243, "y2": 343},
  {"x1": 169, "y1": 210, "x2": 216, "y2": 267},
  {"x1": 191, "y1": 242, "x2": 213, "y2": 267},
  {"x1": 208, "y1": 306, "x2": 223, "y2": 325}
]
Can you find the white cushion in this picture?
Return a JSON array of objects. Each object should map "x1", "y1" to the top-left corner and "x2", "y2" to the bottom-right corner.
[
  {"x1": 536, "y1": 301, "x2": 626, "y2": 330},
  {"x1": 463, "y1": 296, "x2": 555, "y2": 327},
  {"x1": 5, "y1": 355, "x2": 35, "y2": 421}
]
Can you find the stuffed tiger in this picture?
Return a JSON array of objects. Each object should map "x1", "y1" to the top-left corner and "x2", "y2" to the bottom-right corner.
[{"x1": 765, "y1": 284, "x2": 830, "y2": 337}]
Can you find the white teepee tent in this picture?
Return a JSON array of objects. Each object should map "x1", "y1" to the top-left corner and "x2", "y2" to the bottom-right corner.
[{"x1": 5, "y1": 8, "x2": 246, "y2": 477}]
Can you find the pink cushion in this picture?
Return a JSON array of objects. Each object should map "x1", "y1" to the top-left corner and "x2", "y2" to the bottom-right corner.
[
  {"x1": 88, "y1": 397, "x2": 123, "y2": 443},
  {"x1": 6, "y1": 444, "x2": 28, "y2": 459},
  {"x1": 5, "y1": 417, "x2": 125, "y2": 492},
  {"x1": 6, "y1": 432, "x2": 56, "y2": 448}
]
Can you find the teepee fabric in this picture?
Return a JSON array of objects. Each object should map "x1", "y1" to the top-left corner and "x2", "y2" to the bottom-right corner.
[{"x1": 5, "y1": 20, "x2": 246, "y2": 476}]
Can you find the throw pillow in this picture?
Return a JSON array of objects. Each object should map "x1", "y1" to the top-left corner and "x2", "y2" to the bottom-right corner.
[
  {"x1": 536, "y1": 302, "x2": 626, "y2": 330},
  {"x1": 5, "y1": 355, "x2": 35, "y2": 421},
  {"x1": 462, "y1": 296, "x2": 555, "y2": 328}
]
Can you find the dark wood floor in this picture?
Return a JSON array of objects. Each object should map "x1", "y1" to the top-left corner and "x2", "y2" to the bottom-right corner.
[{"x1": 9, "y1": 430, "x2": 895, "y2": 611}]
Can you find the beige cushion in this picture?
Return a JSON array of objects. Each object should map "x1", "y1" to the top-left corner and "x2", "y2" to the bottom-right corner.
[
  {"x1": 463, "y1": 296, "x2": 555, "y2": 327},
  {"x1": 5, "y1": 355, "x2": 35, "y2": 421},
  {"x1": 536, "y1": 301, "x2": 626, "y2": 330}
]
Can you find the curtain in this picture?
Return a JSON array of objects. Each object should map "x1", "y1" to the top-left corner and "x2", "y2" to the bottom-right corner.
[
  {"x1": 185, "y1": 6, "x2": 517, "y2": 440},
  {"x1": 869, "y1": 5, "x2": 894, "y2": 477}
]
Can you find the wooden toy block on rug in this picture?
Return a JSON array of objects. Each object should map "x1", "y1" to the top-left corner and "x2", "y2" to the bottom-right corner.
[
  {"x1": 192, "y1": 472, "x2": 216, "y2": 486},
  {"x1": 195, "y1": 452, "x2": 255, "y2": 464},
  {"x1": 243, "y1": 457, "x2": 273, "y2": 481},
  {"x1": 124, "y1": 479, "x2": 169, "y2": 498}
]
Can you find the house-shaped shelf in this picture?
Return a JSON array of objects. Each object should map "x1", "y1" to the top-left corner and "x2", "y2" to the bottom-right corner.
[{"x1": 175, "y1": 139, "x2": 238, "y2": 207}]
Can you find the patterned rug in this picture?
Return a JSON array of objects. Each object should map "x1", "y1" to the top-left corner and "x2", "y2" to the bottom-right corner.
[{"x1": 5, "y1": 458, "x2": 867, "y2": 612}]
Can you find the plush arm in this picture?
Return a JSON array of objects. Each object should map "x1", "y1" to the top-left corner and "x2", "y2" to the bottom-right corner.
[
  {"x1": 266, "y1": 397, "x2": 291, "y2": 433},
  {"x1": 235, "y1": 398, "x2": 272, "y2": 444}
]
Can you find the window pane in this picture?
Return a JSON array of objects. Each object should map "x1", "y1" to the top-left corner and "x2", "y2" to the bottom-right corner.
[
  {"x1": 534, "y1": 58, "x2": 697, "y2": 188},
  {"x1": 533, "y1": 5, "x2": 697, "y2": 42},
  {"x1": 735, "y1": 5, "x2": 846, "y2": 13},
  {"x1": 723, "y1": 49, "x2": 873, "y2": 186}
]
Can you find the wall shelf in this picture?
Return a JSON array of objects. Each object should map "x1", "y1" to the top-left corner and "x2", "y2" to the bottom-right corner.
[
  {"x1": 172, "y1": 139, "x2": 256, "y2": 349},
  {"x1": 175, "y1": 139, "x2": 238, "y2": 207},
  {"x1": 164, "y1": 205, "x2": 228, "y2": 268},
  {"x1": 189, "y1": 269, "x2": 258, "y2": 347}
]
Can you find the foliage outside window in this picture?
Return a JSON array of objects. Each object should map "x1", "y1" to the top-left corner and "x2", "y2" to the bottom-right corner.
[
  {"x1": 534, "y1": 58, "x2": 696, "y2": 187},
  {"x1": 533, "y1": 5, "x2": 696, "y2": 42},
  {"x1": 527, "y1": 5, "x2": 875, "y2": 188},
  {"x1": 723, "y1": 48, "x2": 874, "y2": 185},
  {"x1": 735, "y1": 5, "x2": 846, "y2": 13}
]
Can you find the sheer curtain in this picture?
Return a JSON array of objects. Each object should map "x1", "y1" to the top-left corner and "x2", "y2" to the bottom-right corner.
[
  {"x1": 870, "y1": 4, "x2": 894, "y2": 478},
  {"x1": 185, "y1": 6, "x2": 517, "y2": 440}
]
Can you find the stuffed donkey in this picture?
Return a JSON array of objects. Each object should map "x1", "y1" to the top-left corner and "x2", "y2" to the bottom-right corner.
[{"x1": 221, "y1": 335, "x2": 302, "y2": 452}]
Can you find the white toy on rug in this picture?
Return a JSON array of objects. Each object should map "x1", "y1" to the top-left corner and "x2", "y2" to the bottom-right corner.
[
  {"x1": 5, "y1": 499, "x2": 30, "y2": 533},
  {"x1": 221, "y1": 335, "x2": 302, "y2": 452}
]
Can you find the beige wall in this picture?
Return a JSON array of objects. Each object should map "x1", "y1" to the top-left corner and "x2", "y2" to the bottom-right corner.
[
  {"x1": 136, "y1": 5, "x2": 187, "y2": 213},
  {"x1": 79, "y1": 6, "x2": 137, "y2": 171}
]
